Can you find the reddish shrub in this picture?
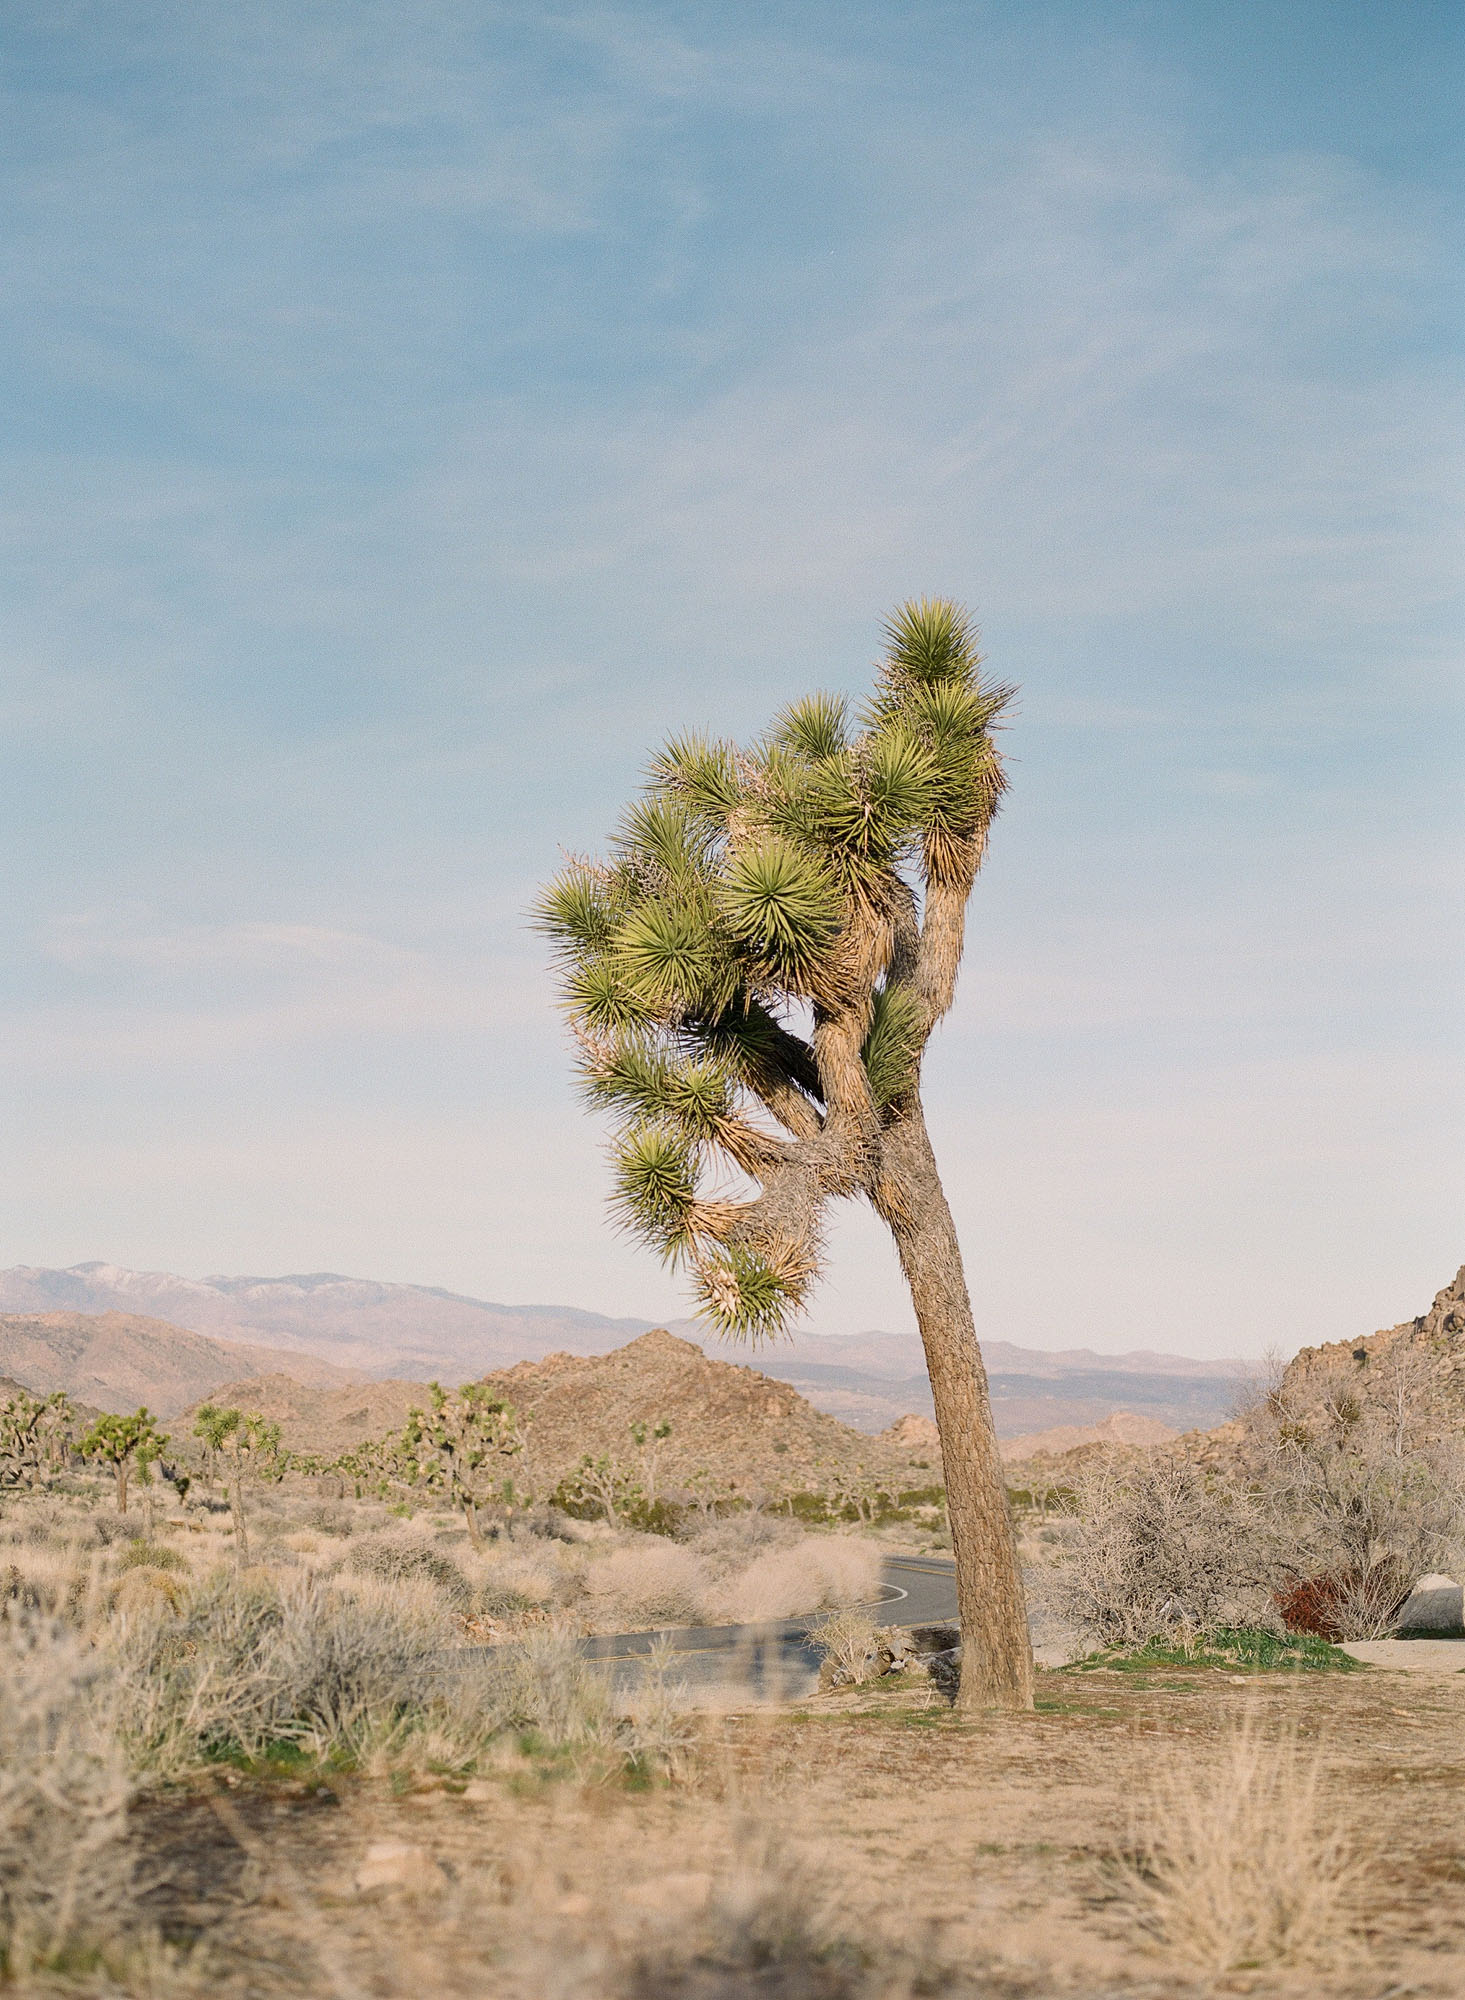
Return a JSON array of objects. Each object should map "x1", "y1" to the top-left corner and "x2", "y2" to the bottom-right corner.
[{"x1": 1276, "y1": 1565, "x2": 1409, "y2": 1643}]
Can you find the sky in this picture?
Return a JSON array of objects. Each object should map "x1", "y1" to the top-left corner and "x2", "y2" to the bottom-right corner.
[{"x1": 1, "y1": 0, "x2": 1461, "y2": 1360}]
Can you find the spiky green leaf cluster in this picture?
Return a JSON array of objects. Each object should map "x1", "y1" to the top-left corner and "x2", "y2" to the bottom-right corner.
[
  {"x1": 611, "y1": 1123, "x2": 700, "y2": 1255},
  {"x1": 860, "y1": 983, "x2": 926, "y2": 1109},
  {"x1": 536, "y1": 598, "x2": 1011, "y2": 1336},
  {"x1": 693, "y1": 1243, "x2": 807, "y2": 1340},
  {"x1": 718, "y1": 837, "x2": 838, "y2": 983}
]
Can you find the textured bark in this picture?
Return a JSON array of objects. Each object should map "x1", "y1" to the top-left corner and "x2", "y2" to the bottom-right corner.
[{"x1": 876, "y1": 1098, "x2": 1033, "y2": 1712}]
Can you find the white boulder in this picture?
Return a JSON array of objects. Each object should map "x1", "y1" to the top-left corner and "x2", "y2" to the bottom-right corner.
[{"x1": 1392, "y1": 1574, "x2": 1464, "y2": 1635}]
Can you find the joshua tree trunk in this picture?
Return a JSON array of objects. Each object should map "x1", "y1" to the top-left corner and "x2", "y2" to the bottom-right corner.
[
  {"x1": 114, "y1": 1461, "x2": 129, "y2": 1514},
  {"x1": 230, "y1": 1468, "x2": 250, "y2": 1561},
  {"x1": 878, "y1": 1099, "x2": 1033, "y2": 1712}
]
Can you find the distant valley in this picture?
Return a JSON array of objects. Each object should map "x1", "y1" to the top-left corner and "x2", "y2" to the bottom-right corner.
[{"x1": 0, "y1": 1262, "x2": 1250, "y2": 1436}]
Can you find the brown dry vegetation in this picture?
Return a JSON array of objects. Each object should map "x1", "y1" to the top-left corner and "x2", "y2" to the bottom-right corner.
[
  {"x1": 23, "y1": 1655, "x2": 1465, "y2": 2000},
  {"x1": 4, "y1": 1452, "x2": 1464, "y2": 2000}
]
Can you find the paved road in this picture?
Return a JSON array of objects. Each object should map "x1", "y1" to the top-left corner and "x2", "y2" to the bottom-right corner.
[{"x1": 587, "y1": 1553, "x2": 958, "y2": 1703}]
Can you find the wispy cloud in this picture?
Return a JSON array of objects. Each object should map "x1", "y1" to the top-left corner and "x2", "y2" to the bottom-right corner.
[{"x1": 0, "y1": 2, "x2": 1458, "y2": 1348}]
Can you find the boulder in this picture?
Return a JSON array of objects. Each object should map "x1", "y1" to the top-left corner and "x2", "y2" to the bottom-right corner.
[{"x1": 1392, "y1": 1574, "x2": 1464, "y2": 1637}]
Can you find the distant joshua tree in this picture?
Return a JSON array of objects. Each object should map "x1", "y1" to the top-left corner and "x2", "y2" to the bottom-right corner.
[
  {"x1": 192, "y1": 1405, "x2": 284, "y2": 1559},
  {"x1": 538, "y1": 600, "x2": 1031, "y2": 1709},
  {"x1": 79, "y1": 1407, "x2": 167, "y2": 1515}
]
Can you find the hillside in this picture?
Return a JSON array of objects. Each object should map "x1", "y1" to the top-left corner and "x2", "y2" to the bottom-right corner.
[
  {"x1": 186, "y1": 1330, "x2": 934, "y2": 1496},
  {"x1": 0, "y1": 1261, "x2": 1248, "y2": 1436},
  {"x1": 0, "y1": 1313, "x2": 358, "y2": 1419},
  {"x1": 998, "y1": 1410, "x2": 1178, "y2": 1462},
  {"x1": 1005, "y1": 1265, "x2": 1465, "y2": 1486},
  {"x1": 479, "y1": 1331, "x2": 930, "y2": 1495},
  {"x1": 0, "y1": 1264, "x2": 651, "y2": 1378},
  {"x1": 1282, "y1": 1264, "x2": 1465, "y2": 1426}
]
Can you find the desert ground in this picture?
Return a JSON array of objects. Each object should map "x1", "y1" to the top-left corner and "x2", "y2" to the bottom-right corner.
[
  {"x1": 3, "y1": 1457, "x2": 1463, "y2": 2000},
  {"x1": 5, "y1": 1268, "x2": 1465, "y2": 1998},
  {"x1": 125, "y1": 1662, "x2": 1465, "y2": 2000}
]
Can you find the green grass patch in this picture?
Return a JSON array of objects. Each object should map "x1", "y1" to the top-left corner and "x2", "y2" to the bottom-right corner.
[{"x1": 1062, "y1": 1626, "x2": 1363, "y2": 1675}]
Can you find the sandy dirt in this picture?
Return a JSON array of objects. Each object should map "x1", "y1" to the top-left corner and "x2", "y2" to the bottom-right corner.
[{"x1": 130, "y1": 1660, "x2": 1465, "y2": 1999}]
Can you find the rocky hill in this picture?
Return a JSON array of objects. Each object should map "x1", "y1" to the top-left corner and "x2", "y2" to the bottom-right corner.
[
  {"x1": 479, "y1": 1331, "x2": 929, "y2": 1496},
  {"x1": 1007, "y1": 1266, "x2": 1465, "y2": 1486},
  {"x1": 1282, "y1": 1266, "x2": 1465, "y2": 1424},
  {"x1": 174, "y1": 1372, "x2": 434, "y2": 1460},
  {"x1": 1000, "y1": 1410, "x2": 1178, "y2": 1463},
  {"x1": 185, "y1": 1330, "x2": 933, "y2": 1497},
  {"x1": 0, "y1": 1313, "x2": 358, "y2": 1419}
]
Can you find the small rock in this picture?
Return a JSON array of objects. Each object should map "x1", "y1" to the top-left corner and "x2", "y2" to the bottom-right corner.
[
  {"x1": 924, "y1": 1645, "x2": 962, "y2": 1694},
  {"x1": 354, "y1": 1841, "x2": 440, "y2": 1894},
  {"x1": 624, "y1": 1871, "x2": 713, "y2": 1913}
]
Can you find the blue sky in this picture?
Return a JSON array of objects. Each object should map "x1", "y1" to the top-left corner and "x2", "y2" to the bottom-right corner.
[{"x1": 2, "y1": 0, "x2": 1460, "y2": 1358}]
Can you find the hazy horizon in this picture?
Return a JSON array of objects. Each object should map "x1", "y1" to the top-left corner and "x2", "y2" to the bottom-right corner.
[{"x1": 2, "y1": 1252, "x2": 1441, "y2": 1366}]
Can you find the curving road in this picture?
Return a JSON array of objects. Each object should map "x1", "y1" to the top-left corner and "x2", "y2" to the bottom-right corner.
[{"x1": 584, "y1": 1553, "x2": 959, "y2": 1702}]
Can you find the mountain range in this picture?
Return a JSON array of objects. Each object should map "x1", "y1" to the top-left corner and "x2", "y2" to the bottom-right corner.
[{"x1": 0, "y1": 1262, "x2": 1249, "y2": 1436}]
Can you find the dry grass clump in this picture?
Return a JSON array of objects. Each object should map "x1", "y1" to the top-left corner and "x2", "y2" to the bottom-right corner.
[
  {"x1": 704, "y1": 1535, "x2": 880, "y2": 1624},
  {"x1": 1113, "y1": 1721, "x2": 1364, "y2": 1973},
  {"x1": 580, "y1": 1539, "x2": 710, "y2": 1626},
  {"x1": 805, "y1": 1607, "x2": 885, "y2": 1686},
  {"x1": 346, "y1": 1533, "x2": 473, "y2": 1608},
  {"x1": 112, "y1": 1567, "x2": 462, "y2": 1775},
  {"x1": 0, "y1": 1607, "x2": 134, "y2": 1977},
  {"x1": 609, "y1": 1835, "x2": 861, "y2": 1999}
]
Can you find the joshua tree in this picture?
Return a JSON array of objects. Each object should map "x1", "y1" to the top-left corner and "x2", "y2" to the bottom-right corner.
[
  {"x1": 629, "y1": 1417, "x2": 673, "y2": 1507},
  {"x1": 399, "y1": 1382, "x2": 527, "y2": 1548},
  {"x1": 193, "y1": 1405, "x2": 284, "y2": 1559},
  {"x1": 0, "y1": 1389, "x2": 75, "y2": 1491},
  {"x1": 79, "y1": 1407, "x2": 167, "y2": 1515},
  {"x1": 537, "y1": 599, "x2": 1031, "y2": 1708}
]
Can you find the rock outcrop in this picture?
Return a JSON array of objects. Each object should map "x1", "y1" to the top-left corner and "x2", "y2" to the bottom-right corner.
[{"x1": 1280, "y1": 1266, "x2": 1465, "y2": 1432}]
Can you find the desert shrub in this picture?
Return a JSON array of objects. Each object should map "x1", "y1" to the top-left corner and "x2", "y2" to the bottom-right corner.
[
  {"x1": 1264, "y1": 1432, "x2": 1463, "y2": 1640},
  {"x1": 611, "y1": 1833, "x2": 858, "y2": 1999},
  {"x1": 258, "y1": 1574, "x2": 454, "y2": 1758},
  {"x1": 1047, "y1": 1457, "x2": 1281, "y2": 1649},
  {"x1": 110, "y1": 1565, "x2": 189, "y2": 1618},
  {"x1": 679, "y1": 1513, "x2": 795, "y2": 1562},
  {"x1": 620, "y1": 1495, "x2": 685, "y2": 1537},
  {"x1": 348, "y1": 1534, "x2": 472, "y2": 1607},
  {"x1": 618, "y1": 1636, "x2": 697, "y2": 1778},
  {"x1": 86, "y1": 1511, "x2": 146, "y2": 1548},
  {"x1": 704, "y1": 1536, "x2": 881, "y2": 1625},
  {"x1": 114, "y1": 1538, "x2": 187, "y2": 1573},
  {"x1": 484, "y1": 1622, "x2": 615, "y2": 1749},
  {"x1": 806, "y1": 1607, "x2": 885, "y2": 1685},
  {"x1": 470, "y1": 1546, "x2": 560, "y2": 1619},
  {"x1": 0, "y1": 1543, "x2": 95, "y2": 1621},
  {"x1": 1235, "y1": 1351, "x2": 1465, "y2": 1640},
  {"x1": 1275, "y1": 1565, "x2": 1411, "y2": 1643},
  {"x1": 581, "y1": 1540, "x2": 710, "y2": 1627},
  {"x1": 1112, "y1": 1721, "x2": 1362, "y2": 1971},
  {"x1": 0, "y1": 1609, "x2": 134, "y2": 1974},
  {"x1": 9, "y1": 1501, "x2": 79, "y2": 1547},
  {"x1": 302, "y1": 1501, "x2": 355, "y2": 1537},
  {"x1": 113, "y1": 1566, "x2": 459, "y2": 1771}
]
